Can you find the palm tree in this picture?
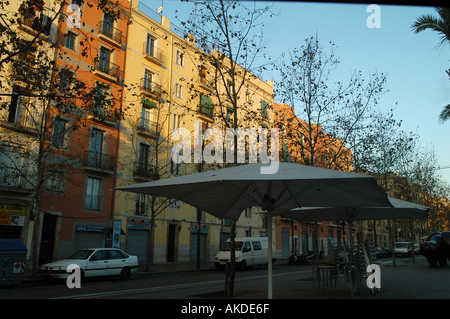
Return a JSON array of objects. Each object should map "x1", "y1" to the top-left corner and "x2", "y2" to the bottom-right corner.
[{"x1": 411, "y1": 7, "x2": 450, "y2": 122}]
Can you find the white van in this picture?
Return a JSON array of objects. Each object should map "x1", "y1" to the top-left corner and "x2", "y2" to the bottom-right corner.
[
  {"x1": 215, "y1": 237, "x2": 275, "y2": 270},
  {"x1": 394, "y1": 242, "x2": 412, "y2": 257}
]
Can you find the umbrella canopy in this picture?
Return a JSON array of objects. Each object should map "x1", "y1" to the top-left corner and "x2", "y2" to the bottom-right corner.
[
  {"x1": 114, "y1": 161, "x2": 392, "y2": 299},
  {"x1": 278, "y1": 197, "x2": 430, "y2": 222},
  {"x1": 115, "y1": 162, "x2": 392, "y2": 221}
]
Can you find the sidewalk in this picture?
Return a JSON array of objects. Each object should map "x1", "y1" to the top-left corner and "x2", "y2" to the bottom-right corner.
[{"x1": 256, "y1": 257, "x2": 450, "y2": 299}]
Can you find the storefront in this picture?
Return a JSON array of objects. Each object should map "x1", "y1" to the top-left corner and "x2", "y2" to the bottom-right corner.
[{"x1": 0, "y1": 204, "x2": 26, "y2": 239}]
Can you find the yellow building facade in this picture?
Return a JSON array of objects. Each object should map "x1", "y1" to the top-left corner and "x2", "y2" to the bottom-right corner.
[{"x1": 114, "y1": 1, "x2": 276, "y2": 266}]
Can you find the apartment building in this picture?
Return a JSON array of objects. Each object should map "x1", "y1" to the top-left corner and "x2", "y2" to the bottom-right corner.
[
  {"x1": 0, "y1": 0, "x2": 60, "y2": 264},
  {"x1": 273, "y1": 103, "x2": 356, "y2": 256},
  {"x1": 0, "y1": 0, "x2": 132, "y2": 269},
  {"x1": 112, "y1": 1, "x2": 276, "y2": 266}
]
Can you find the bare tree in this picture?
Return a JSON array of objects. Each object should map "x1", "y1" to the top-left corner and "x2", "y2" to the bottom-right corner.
[{"x1": 176, "y1": 0, "x2": 275, "y2": 298}]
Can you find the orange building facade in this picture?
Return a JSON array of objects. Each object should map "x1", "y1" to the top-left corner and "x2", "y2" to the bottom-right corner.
[
  {"x1": 37, "y1": 0, "x2": 131, "y2": 263},
  {"x1": 273, "y1": 103, "x2": 355, "y2": 257}
]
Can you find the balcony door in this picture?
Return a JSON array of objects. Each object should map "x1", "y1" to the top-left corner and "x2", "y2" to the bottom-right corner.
[
  {"x1": 89, "y1": 128, "x2": 104, "y2": 168},
  {"x1": 99, "y1": 47, "x2": 111, "y2": 73},
  {"x1": 0, "y1": 144, "x2": 24, "y2": 187}
]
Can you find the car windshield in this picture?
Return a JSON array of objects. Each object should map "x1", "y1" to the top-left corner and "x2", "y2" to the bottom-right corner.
[
  {"x1": 395, "y1": 243, "x2": 407, "y2": 248},
  {"x1": 67, "y1": 249, "x2": 95, "y2": 259},
  {"x1": 220, "y1": 241, "x2": 243, "y2": 251}
]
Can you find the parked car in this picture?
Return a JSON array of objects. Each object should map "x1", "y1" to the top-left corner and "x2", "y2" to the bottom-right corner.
[
  {"x1": 394, "y1": 242, "x2": 412, "y2": 257},
  {"x1": 382, "y1": 247, "x2": 392, "y2": 257},
  {"x1": 374, "y1": 247, "x2": 385, "y2": 258},
  {"x1": 414, "y1": 244, "x2": 420, "y2": 255},
  {"x1": 39, "y1": 248, "x2": 138, "y2": 280}
]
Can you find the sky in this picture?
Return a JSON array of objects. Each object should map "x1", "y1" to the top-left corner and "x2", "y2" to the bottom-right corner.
[{"x1": 141, "y1": 0, "x2": 450, "y2": 185}]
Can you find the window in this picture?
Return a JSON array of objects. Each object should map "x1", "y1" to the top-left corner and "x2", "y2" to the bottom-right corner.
[
  {"x1": 174, "y1": 83, "x2": 183, "y2": 99},
  {"x1": 135, "y1": 193, "x2": 150, "y2": 215},
  {"x1": 52, "y1": 117, "x2": 68, "y2": 148},
  {"x1": 137, "y1": 143, "x2": 152, "y2": 171},
  {"x1": 252, "y1": 242, "x2": 262, "y2": 251},
  {"x1": 102, "y1": 14, "x2": 115, "y2": 39},
  {"x1": 200, "y1": 66, "x2": 208, "y2": 85},
  {"x1": 245, "y1": 91, "x2": 251, "y2": 103},
  {"x1": 84, "y1": 176, "x2": 102, "y2": 211},
  {"x1": 146, "y1": 34, "x2": 156, "y2": 56},
  {"x1": 99, "y1": 47, "x2": 112, "y2": 73},
  {"x1": 46, "y1": 170, "x2": 65, "y2": 193},
  {"x1": 0, "y1": 143, "x2": 25, "y2": 187},
  {"x1": 58, "y1": 69, "x2": 73, "y2": 94},
  {"x1": 168, "y1": 198, "x2": 180, "y2": 209},
  {"x1": 171, "y1": 112, "x2": 182, "y2": 132},
  {"x1": 175, "y1": 50, "x2": 184, "y2": 67},
  {"x1": 88, "y1": 128, "x2": 105, "y2": 168},
  {"x1": 143, "y1": 70, "x2": 155, "y2": 92},
  {"x1": 93, "y1": 82, "x2": 112, "y2": 117},
  {"x1": 261, "y1": 100, "x2": 268, "y2": 119},
  {"x1": 64, "y1": 31, "x2": 77, "y2": 50}
]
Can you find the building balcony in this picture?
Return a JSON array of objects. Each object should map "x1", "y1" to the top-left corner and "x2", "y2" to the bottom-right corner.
[
  {"x1": 87, "y1": 104, "x2": 119, "y2": 127},
  {"x1": 133, "y1": 163, "x2": 158, "y2": 181},
  {"x1": 92, "y1": 60, "x2": 123, "y2": 82},
  {"x1": 98, "y1": 21, "x2": 124, "y2": 47},
  {"x1": 140, "y1": 78, "x2": 162, "y2": 98},
  {"x1": 82, "y1": 151, "x2": 116, "y2": 174},
  {"x1": 0, "y1": 166, "x2": 34, "y2": 193},
  {"x1": 17, "y1": 2, "x2": 51, "y2": 40},
  {"x1": 0, "y1": 105, "x2": 42, "y2": 134},
  {"x1": 143, "y1": 42, "x2": 164, "y2": 65},
  {"x1": 136, "y1": 117, "x2": 158, "y2": 138}
]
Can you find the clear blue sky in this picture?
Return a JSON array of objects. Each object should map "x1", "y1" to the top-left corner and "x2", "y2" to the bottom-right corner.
[{"x1": 142, "y1": 1, "x2": 450, "y2": 185}]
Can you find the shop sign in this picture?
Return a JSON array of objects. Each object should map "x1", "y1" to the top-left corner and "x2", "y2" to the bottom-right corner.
[
  {"x1": 191, "y1": 225, "x2": 209, "y2": 234},
  {"x1": 75, "y1": 225, "x2": 106, "y2": 232},
  {"x1": 128, "y1": 221, "x2": 151, "y2": 230},
  {"x1": 0, "y1": 204, "x2": 26, "y2": 215},
  {"x1": 0, "y1": 214, "x2": 25, "y2": 226}
]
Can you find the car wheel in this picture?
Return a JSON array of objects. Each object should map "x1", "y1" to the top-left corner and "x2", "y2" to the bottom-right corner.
[
  {"x1": 119, "y1": 267, "x2": 131, "y2": 280},
  {"x1": 239, "y1": 260, "x2": 247, "y2": 271}
]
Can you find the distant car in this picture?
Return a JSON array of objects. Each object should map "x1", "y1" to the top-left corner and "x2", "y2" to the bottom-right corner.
[
  {"x1": 383, "y1": 247, "x2": 392, "y2": 257},
  {"x1": 39, "y1": 248, "x2": 138, "y2": 280},
  {"x1": 414, "y1": 244, "x2": 420, "y2": 255},
  {"x1": 394, "y1": 242, "x2": 412, "y2": 257},
  {"x1": 374, "y1": 247, "x2": 385, "y2": 258}
]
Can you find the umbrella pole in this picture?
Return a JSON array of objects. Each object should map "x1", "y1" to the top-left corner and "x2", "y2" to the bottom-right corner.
[{"x1": 268, "y1": 211, "x2": 273, "y2": 299}]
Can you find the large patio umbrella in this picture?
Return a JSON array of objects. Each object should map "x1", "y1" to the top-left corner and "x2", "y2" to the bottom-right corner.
[
  {"x1": 278, "y1": 197, "x2": 430, "y2": 254},
  {"x1": 279, "y1": 197, "x2": 430, "y2": 222},
  {"x1": 114, "y1": 162, "x2": 392, "y2": 298}
]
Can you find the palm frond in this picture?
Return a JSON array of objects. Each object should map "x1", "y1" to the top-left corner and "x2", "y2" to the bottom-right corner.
[{"x1": 438, "y1": 104, "x2": 450, "y2": 123}]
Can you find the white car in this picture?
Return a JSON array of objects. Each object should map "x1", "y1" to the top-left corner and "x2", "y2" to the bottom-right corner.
[{"x1": 39, "y1": 248, "x2": 138, "y2": 280}]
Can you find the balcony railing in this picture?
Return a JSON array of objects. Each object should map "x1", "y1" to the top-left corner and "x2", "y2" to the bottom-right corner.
[
  {"x1": 143, "y1": 42, "x2": 164, "y2": 65},
  {"x1": 83, "y1": 150, "x2": 116, "y2": 172},
  {"x1": 17, "y1": 10, "x2": 50, "y2": 38},
  {"x1": 0, "y1": 166, "x2": 33, "y2": 190},
  {"x1": 93, "y1": 59, "x2": 123, "y2": 81},
  {"x1": 3, "y1": 104, "x2": 42, "y2": 131},
  {"x1": 133, "y1": 163, "x2": 158, "y2": 180},
  {"x1": 99, "y1": 21, "x2": 123, "y2": 44},
  {"x1": 136, "y1": 117, "x2": 158, "y2": 138},
  {"x1": 140, "y1": 78, "x2": 162, "y2": 96}
]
